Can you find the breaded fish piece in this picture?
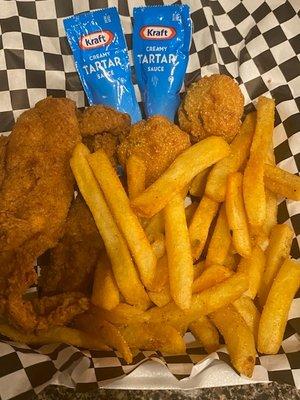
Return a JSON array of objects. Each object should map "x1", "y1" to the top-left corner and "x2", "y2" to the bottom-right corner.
[
  {"x1": 118, "y1": 116, "x2": 191, "y2": 186},
  {"x1": 39, "y1": 196, "x2": 104, "y2": 295},
  {"x1": 0, "y1": 97, "x2": 81, "y2": 331},
  {"x1": 179, "y1": 74, "x2": 244, "y2": 143},
  {"x1": 79, "y1": 105, "x2": 131, "y2": 138},
  {"x1": 79, "y1": 105, "x2": 131, "y2": 167},
  {"x1": 0, "y1": 98, "x2": 80, "y2": 254}
]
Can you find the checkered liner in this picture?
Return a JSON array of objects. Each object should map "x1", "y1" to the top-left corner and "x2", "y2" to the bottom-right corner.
[{"x1": 0, "y1": 0, "x2": 299, "y2": 399}]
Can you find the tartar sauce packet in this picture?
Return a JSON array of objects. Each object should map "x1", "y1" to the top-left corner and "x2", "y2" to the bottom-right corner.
[
  {"x1": 64, "y1": 7, "x2": 142, "y2": 123},
  {"x1": 133, "y1": 5, "x2": 192, "y2": 121}
]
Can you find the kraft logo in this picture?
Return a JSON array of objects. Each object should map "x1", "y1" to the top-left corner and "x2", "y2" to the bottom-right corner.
[
  {"x1": 140, "y1": 26, "x2": 176, "y2": 40},
  {"x1": 79, "y1": 30, "x2": 114, "y2": 49}
]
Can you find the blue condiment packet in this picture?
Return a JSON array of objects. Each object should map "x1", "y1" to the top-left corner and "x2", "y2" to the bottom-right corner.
[
  {"x1": 133, "y1": 5, "x2": 192, "y2": 121},
  {"x1": 64, "y1": 7, "x2": 142, "y2": 123}
]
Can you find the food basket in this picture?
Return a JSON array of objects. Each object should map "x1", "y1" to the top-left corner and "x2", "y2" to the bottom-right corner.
[{"x1": 0, "y1": 1, "x2": 299, "y2": 399}]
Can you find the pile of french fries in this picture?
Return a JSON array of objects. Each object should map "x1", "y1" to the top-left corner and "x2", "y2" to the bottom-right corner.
[{"x1": 3, "y1": 96, "x2": 299, "y2": 377}]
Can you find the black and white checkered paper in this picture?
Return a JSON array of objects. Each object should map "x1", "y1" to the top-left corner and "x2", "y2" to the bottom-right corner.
[{"x1": 0, "y1": 0, "x2": 299, "y2": 399}]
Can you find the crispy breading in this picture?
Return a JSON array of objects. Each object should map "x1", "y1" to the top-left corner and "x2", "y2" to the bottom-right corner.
[
  {"x1": 39, "y1": 196, "x2": 104, "y2": 295},
  {"x1": 0, "y1": 98, "x2": 81, "y2": 331},
  {"x1": 179, "y1": 74, "x2": 244, "y2": 143},
  {"x1": 79, "y1": 105, "x2": 131, "y2": 138},
  {"x1": 0, "y1": 98, "x2": 80, "y2": 254},
  {"x1": 80, "y1": 105, "x2": 131, "y2": 167},
  {"x1": 118, "y1": 115, "x2": 191, "y2": 186}
]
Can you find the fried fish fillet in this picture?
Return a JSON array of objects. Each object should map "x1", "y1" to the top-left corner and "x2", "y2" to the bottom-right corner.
[
  {"x1": 79, "y1": 105, "x2": 131, "y2": 167},
  {"x1": 0, "y1": 136, "x2": 8, "y2": 188},
  {"x1": 39, "y1": 196, "x2": 104, "y2": 295},
  {"x1": 118, "y1": 115, "x2": 191, "y2": 187},
  {"x1": 0, "y1": 97, "x2": 84, "y2": 331},
  {"x1": 179, "y1": 74, "x2": 244, "y2": 143}
]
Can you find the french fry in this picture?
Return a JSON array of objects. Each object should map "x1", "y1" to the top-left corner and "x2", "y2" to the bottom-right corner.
[
  {"x1": 189, "y1": 168, "x2": 210, "y2": 197},
  {"x1": 119, "y1": 323, "x2": 186, "y2": 354},
  {"x1": 150, "y1": 254, "x2": 169, "y2": 292},
  {"x1": 91, "y1": 253, "x2": 120, "y2": 310},
  {"x1": 264, "y1": 163, "x2": 300, "y2": 201},
  {"x1": 205, "y1": 112, "x2": 256, "y2": 202},
  {"x1": 206, "y1": 205, "x2": 231, "y2": 267},
  {"x1": 131, "y1": 137, "x2": 230, "y2": 218},
  {"x1": 250, "y1": 189, "x2": 278, "y2": 249},
  {"x1": 237, "y1": 245, "x2": 265, "y2": 299},
  {"x1": 210, "y1": 304, "x2": 256, "y2": 377},
  {"x1": 194, "y1": 261, "x2": 205, "y2": 279},
  {"x1": 94, "y1": 303, "x2": 149, "y2": 325},
  {"x1": 223, "y1": 252, "x2": 240, "y2": 270},
  {"x1": 192, "y1": 264, "x2": 233, "y2": 293},
  {"x1": 185, "y1": 202, "x2": 199, "y2": 225},
  {"x1": 150, "y1": 233, "x2": 165, "y2": 259},
  {"x1": 226, "y1": 172, "x2": 252, "y2": 257},
  {"x1": 233, "y1": 296, "x2": 261, "y2": 342},
  {"x1": 88, "y1": 149, "x2": 157, "y2": 289},
  {"x1": 164, "y1": 193, "x2": 193, "y2": 309},
  {"x1": 189, "y1": 196, "x2": 219, "y2": 261},
  {"x1": 243, "y1": 97, "x2": 275, "y2": 226},
  {"x1": 75, "y1": 310, "x2": 132, "y2": 363},
  {"x1": 147, "y1": 271, "x2": 249, "y2": 326},
  {"x1": 148, "y1": 285, "x2": 172, "y2": 307},
  {"x1": 126, "y1": 154, "x2": 146, "y2": 200},
  {"x1": 258, "y1": 224, "x2": 293, "y2": 306},
  {"x1": 0, "y1": 324, "x2": 109, "y2": 350},
  {"x1": 258, "y1": 259, "x2": 300, "y2": 354},
  {"x1": 70, "y1": 143, "x2": 150, "y2": 310},
  {"x1": 145, "y1": 212, "x2": 165, "y2": 240},
  {"x1": 189, "y1": 316, "x2": 220, "y2": 353}
]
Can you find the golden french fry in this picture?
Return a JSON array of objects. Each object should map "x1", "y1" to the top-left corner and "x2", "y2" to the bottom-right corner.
[
  {"x1": 70, "y1": 143, "x2": 150, "y2": 310},
  {"x1": 189, "y1": 316, "x2": 220, "y2": 353},
  {"x1": 192, "y1": 264, "x2": 233, "y2": 293},
  {"x1": 210, "y1": 304, "x2": 256, "y2": 377},
  {"x1": 119, "y1": 323, "x2": 186, "y2": 354},
  {"x1": 250, "y1": 189, "x2": 278, "y2": 249},
  {"x1": 131, "y1": 137, "x2": 230, "y2": 218},
  {"x1": 205, "y1": 112, "x2": 256, "y2": 202},
  {"x1": 206, "y1": 204, "x2": 231, "y2": 267},
  {"x1": 237, "y1": 245, "x2": 265, "y2": 299},
  {"x1": 126, "y1": 154, "x2": 146, "y2": 200},
  {"x1": 145, "y1": 212, "x2": 165, "y2": 240},
  {"x1": 185, "y1": 202, "x2": 199, "y2": 225},
  {"x1": 94, "y1": 303, "x2": 149, "y2": 325},
  {"x1": 148, "y1": 285, "x2": 172, "y2": 307},
  {"x1": 0, "y1": 324, "x2": 109, "y2": 350},
  {"x1": 88, "y1": 149, "x2": 157, "y2": 289},
  {"x1": 264, "y1": 163, "x2": 300, "y2": 201},
  {"x1": 233, "y1": 296, "x2": 261, "y2": 342},
  {"x1": 223, "y1": 252, "x2": 240, "y2": 270},
  {"x1": 226, "y1": 172, "x2": 252, "y2": 257},
  {"x1": 189, "y1": 196, "x2": 219, "y2": 261},
  {"x1": 147, "y1": 271, "x2": 249, "y2": 326},
  {"x1": 150, "y1": 254, "x2": 169, "y2": 292},
  {"x1": 75, "y1": 310, "x2": 132, "y2": 363},
  {"x1": 194, "y1": 261, "x2": 205, "y2": 279},
  {"x1": 150, "y1": 233, "x2": 165, "y2": 259},
  {"x1": 189, "y1": 168, "x2": 210, "y2": 197},
  {"x1": 258, "y1": 224, "x2": 293, "y2": 306},
  {"x1": 165, "y1": 193, "x2": 193, "y2": 310},
  {"x1": 243, "y1": 97, "x2": 275, "y2": 226},
  {"x1": 91, "y1": 254, "x2": 120, "y2": 311},
  {"x1": 258, "y1": 259, "x2": 300, "y2": 354}
]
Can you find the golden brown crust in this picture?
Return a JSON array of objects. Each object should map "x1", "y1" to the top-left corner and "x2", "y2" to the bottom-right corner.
[
  {"x1": 118, "y1": 115, "x2": 191, "y2": 186},
  {"x1": 179, "y1": 74, "x2": 244, "y2": 143},
  {"x1": 79, "y1": 105, "x2": 131, "y2": 138}
]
